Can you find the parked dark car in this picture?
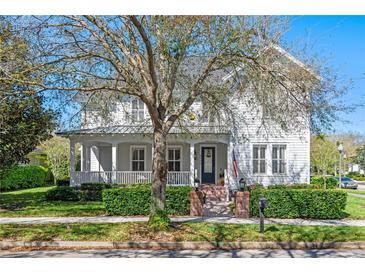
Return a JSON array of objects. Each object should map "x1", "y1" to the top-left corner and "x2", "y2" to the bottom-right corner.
[{"x1": 335, "y1": 176, "x2": 358, "y2": 189}]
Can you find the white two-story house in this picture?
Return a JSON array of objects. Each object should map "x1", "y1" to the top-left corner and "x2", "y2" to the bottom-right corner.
[{"x1": 58, "y1": 45, "x2": 311, "y2": 191}]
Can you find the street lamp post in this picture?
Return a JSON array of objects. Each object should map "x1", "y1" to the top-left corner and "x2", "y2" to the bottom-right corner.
[{"x1": 338, "y1": 144, "x2": 344, "y2": 188}]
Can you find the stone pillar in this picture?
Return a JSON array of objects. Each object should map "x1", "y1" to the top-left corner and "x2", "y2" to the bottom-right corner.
[
  {"x1": 235, "y1": 191, "x2": 250, "y2": 218},
  {"x1": 189, "y1": 142, "x2": 195, "y2": 186},
  {"x1": 69, "y1": 139, "x2": 76, "y2": 186},
  {"x1": 190, "y1": 190, "x2": 204, "y2": 216}
]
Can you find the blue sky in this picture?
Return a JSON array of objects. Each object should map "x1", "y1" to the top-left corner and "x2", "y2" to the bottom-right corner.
[{"x1": 283, "y1": 16, "x2": 365, "y2": 134}]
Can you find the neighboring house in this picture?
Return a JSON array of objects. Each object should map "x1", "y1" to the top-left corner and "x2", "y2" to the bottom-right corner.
[
  {"x1": 23, "y1": 148, "x2": 48, "y2": 167},
  {"x1": 58, "y1": 45, "x2": 311, "y2": 191},
  {"x1": 348, "y1": 164, "x2": 365, "y2": 175}
]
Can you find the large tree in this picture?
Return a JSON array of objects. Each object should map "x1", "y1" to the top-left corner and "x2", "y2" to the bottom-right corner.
[
  {"x1": 1, "y1": 16, "x2": 347, "y2": 221},
  {"x1": 0, "y1": 21, "x2": 55, "y2": 172}
]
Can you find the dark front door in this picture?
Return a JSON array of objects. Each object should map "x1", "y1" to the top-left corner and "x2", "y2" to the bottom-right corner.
[{"x1": 201, "y1": 147, "x2": 216, "y2": 184}]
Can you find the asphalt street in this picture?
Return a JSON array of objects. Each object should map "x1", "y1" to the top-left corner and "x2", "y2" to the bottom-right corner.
[{"x1": 1, "y1": 249, "x2": 365, "y2": 258}]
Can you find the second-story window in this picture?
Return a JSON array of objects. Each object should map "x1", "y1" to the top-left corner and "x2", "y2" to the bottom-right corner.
[{"x1": 131, "y1": 98, "x2": 145, "y2": 122}]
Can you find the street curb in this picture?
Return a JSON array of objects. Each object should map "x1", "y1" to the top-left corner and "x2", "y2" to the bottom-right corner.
[{"x1": 1, "y1": 241, "x2": 365, "y2": 250}]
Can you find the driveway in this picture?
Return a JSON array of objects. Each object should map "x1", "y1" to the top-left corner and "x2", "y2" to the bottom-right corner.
[{"x1": 1, "y1": 249, "x2": 365, "y2": 258}]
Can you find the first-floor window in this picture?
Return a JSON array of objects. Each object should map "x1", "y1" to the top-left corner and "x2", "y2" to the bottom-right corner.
[
  {"x1": 253, "y1": 145, "x2": 266, "y2": 174},
  {"x1": 131, "y1": 147, "x2": 145, "y2": 171},
  {"x1": 168, "y1": 147, "x2": 181, "y2": 171},
  {"x1": 272, "y1": 145, "x2": 286, "y2": 174}
]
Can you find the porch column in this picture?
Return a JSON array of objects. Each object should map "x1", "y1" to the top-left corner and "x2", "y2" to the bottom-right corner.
[
  {"x1": 80, "y1": 143, "x2": 84, "y2": 171},
  {"x1": 227, "y1": 135, "x2": 235, "y2": 190},
  {"x1": 69, "y1": 139, "x2": 76, "y2": 186},
  {"x1": 85, "y1": 145, "x2": 91, "y2": 171},
  {"x1": 112, "y1": 143, "x2": 118, "y2": 183},
  {"x1": 190, "y1": 142, "x2": 195, "y2": 186}
]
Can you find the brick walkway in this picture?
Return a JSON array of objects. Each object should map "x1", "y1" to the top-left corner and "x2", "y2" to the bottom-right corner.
[{"x1": 1, "y1": 216, "x2": 365, "y2": 226}]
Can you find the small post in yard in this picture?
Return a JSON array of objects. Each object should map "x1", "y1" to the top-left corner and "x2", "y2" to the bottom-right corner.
[
  {"x1": 338, "y1": 143, "x2": 344, "y2": 188},
  {"x1": 259, "y1": 196, "x2": 268, "y2": 233}
]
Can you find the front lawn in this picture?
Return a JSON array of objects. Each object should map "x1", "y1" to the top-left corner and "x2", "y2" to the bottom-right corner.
[
  {"x1": 1, "y1": 222, "x2": 365, "y2": 242},
  {"x1": 1, "y1": 186, "x2": 365, "y2": 219},
  {"x1": 344, "y1": 195, "x2": 365, "y2": 219},
  {"x1": 0, "y1": 187, "x2": 105, "y2": 217}
]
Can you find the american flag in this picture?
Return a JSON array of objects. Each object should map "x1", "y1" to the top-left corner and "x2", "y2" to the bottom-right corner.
[{"x1": 232, "y1": 149, "x2": 238, "y2": 178}]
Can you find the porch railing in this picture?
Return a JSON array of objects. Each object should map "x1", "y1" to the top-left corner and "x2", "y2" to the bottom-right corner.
[{"x1": 71, "y1": 171, "x2": 191, "y2": 186}]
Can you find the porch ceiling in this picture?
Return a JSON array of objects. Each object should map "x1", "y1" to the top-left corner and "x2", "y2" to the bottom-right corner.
[{"x1": 57, "y1": 124, "x2": 230, "y2": 136}]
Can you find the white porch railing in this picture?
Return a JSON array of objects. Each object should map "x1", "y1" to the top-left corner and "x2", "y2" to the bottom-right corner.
[{"x1": 71, "y1": 171, "x2": 191, "y2": 186}]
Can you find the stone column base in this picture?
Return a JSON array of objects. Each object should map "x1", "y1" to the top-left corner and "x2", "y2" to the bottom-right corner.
[
  {"x1": 235, "y1": 191, "x2": 250, "y2": 218},
  {"x1": 190, "y1": 191, "x2": 204, "y2": 216}
]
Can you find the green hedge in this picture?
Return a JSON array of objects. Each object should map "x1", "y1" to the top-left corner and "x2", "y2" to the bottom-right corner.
[
  {"x1": 45, "y1": 186, "x2": 80, "y2": 201},
  {"x1": 103, "y1": 184, "x2": 192, "y2": 216},
  {"x1": 347, "y1": 172, "x2": 365, "y2": 181},
  {"x1": 310, "y1": 176, "x2": 338, "y2": 189},
  {"x1": 0, "y1": 165, "x2": 47, "y2": 192},
  {"x1": 268, "y1": 184, "x2": 320, "y2": 190},
  {"x1": 80, "y1": 183, "x2": 112, "y2": 201},
  {"x1": 250, "y1": 188, "x2": 347, "y2": 219}
]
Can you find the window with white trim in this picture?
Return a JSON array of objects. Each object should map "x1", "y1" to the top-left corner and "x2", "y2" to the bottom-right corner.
[
  {"x1": 272, "y1": 145, "x2": 286, "y2": 174},
  {"x1": 131, "y1": 147, "x2": 145, "y2": 171},
  {"x1": 253, "y1": 145, "x2": 266, "y2": 174},
  {"x1": 168, "y1": 147, "x2": 181, "y2": 171},
  {"x1": 131, "y1": 98, "x2": 145, "y2": 122}
]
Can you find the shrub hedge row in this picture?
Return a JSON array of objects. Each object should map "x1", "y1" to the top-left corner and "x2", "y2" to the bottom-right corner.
[
  {"x1": 310, "y1": 176, "x2": 338, "y2": 189},
  {"x1": 45, "y1": 186, "x2": 80, "y2": 201},
  {"x1": 267, "y1": 184, "x2": 320, "y2": 190},
  {"x1": 80, "y1": 183, "x2": 112, "y2": 201},
  {"x1": 250, "y1": 188, "x2": 347, "y2": 219},
  {"x1": 102, "y1": 184, "x2": 192, "y2": 216},
  {"x1": 0, "y1": 165, "x2": 47, "y2": 192},
  {"x1": 347, "y1": 172, "x2": 365, "y2": 181}
]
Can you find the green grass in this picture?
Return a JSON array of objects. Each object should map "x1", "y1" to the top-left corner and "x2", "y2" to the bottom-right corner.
[
  {"x1": 344, "y1": 195, "x2": 365, "y2": 219},
  {"x1": 344, "y1": 189, "x2": 365, "y2": 196},
  {"x1": 1, "y1": 222, "x2": 365, "y2": 242},
  {"x1": 0, "y1": 187, "x2": 105, "y2": 217}
]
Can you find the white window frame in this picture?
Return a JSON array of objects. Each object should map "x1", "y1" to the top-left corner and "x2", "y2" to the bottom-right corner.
[
  {"x1": 130, "y1": 98, "x2": 145, "y2": 122},
  {"x1": 167, "y1": 145, "x2": 183, "y2": 172},
  {"x1": 272, "y1": 144, "x2": 287, "y2": 175},
  {"x1": 252, "y1": 144, "x2": 267, "y2": 175},
  {"x1": 130, "y1": 145, "x2": 146, "y2": 171}
]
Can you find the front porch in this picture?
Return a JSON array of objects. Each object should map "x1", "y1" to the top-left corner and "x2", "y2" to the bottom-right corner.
[{"x1": 68, "y1": 133, "x2": 233, "y2": 187}]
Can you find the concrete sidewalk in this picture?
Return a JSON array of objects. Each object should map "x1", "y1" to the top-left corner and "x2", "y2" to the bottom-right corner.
[
  {"x1": 1, "y1": 216, "x2": 365, "y2": 226},
  {"x1": 1, "y1": 248, "x2": 365, "y2": 258}
]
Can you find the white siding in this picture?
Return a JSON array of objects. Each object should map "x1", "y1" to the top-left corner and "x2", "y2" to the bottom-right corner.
[{"x1": 226, "y1": 92, "x2": 310, "y2": 188}]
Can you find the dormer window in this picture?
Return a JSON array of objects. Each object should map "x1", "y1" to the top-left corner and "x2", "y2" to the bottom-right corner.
[{"x1": 131, "y1": 98, "x2": 145, "y2": 122}]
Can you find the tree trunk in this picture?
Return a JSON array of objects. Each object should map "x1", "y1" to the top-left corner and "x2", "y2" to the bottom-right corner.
[{"x1": 151, "y1": 128, "x2": 168, "y2": 215}]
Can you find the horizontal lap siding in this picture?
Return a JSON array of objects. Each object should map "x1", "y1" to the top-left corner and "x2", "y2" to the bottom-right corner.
[{"x1": 230, "y1": 95, "x2": 310, "y2": 186}]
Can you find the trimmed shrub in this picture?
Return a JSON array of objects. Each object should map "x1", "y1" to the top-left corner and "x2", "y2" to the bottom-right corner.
[
  {"x1": 310, "y1": 176, "x2": 338, "y2": 189},
  {"x1": 56, "y1": 179, "x2": 70, "y2": 187},
  {"x1": 347, "y1": 172, "x2": 365, "y2": 181},
  {"x1": 102, "y1": 184, "x2": 192, "y2": 216},
  {"x1": 164, "y1": 186, "x2": 192, "y2": 215},
  {"x1": 0, "y1": 165, "x2": 47, "y2": 192},
  {"x1": 45, "y1": 186, "x2": 80, "y2": 201},
  {"x1": 268, "y1": 184, "x2": 320, "y2": 190},
  {"x1": 250, "y1": 188, "x2": 347, "y2": 219},
  {"x1": 80, "y1": 183, "x2": 112, "y2": 201}
]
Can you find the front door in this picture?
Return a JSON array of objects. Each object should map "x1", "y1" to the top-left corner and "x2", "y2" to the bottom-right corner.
[{"x1": 201, "y1": 147, "x2": 216, "y2": 184}]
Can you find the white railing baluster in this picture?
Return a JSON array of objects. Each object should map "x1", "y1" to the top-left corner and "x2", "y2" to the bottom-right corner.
[{"x1": 72, "y1": 171, "x2": 191, "y2": 186}]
